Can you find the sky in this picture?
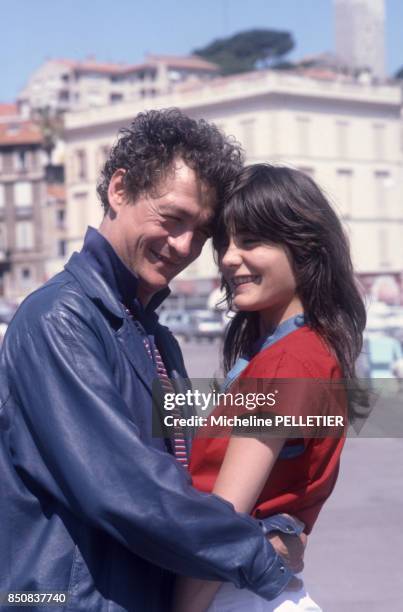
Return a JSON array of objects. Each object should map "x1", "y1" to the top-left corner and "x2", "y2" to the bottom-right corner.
[{"x1": 1, "y1": 0, "x2": 402, "y2": 102}]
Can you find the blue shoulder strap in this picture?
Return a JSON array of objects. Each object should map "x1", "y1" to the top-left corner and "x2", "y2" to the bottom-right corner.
[{"x1": 223, "y1": 314, "x2": 306, "y2": 390}]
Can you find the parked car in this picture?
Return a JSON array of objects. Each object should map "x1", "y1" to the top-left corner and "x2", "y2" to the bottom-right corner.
[
  {"x1": 358, "y1": 332, "x2": 403, "y2": 379},
  {"x1": 158, "y1": 310, "x2": 194, "y2": 342},
  {"x1": 366, "y1": 303, "x2": 403, "y2": 334},
  {"x1": 189, "y1": 310, "x2": 223, "y2": 342},
  {"x1": 159, "y1": 309, "x2": 224, "y2": 342}
]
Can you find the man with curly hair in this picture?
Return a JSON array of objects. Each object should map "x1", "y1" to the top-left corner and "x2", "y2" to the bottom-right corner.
[
  {"x1": 0, "y1": 109, "x2": 303, "y2": 611},
  {"x1": 95, "y1": 108, "x2": 242, "y2": 307}
]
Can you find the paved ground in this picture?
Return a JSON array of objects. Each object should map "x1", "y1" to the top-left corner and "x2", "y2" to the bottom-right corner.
[{"x1": 181, "y1": 339, "x2": 403, "y2": 612}]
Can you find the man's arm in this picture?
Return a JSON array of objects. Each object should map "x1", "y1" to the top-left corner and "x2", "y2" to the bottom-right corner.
[
  {"x1": 174, "y1": 434, "x2": 288, "y2": 612},
  {"x1": 4, "y1": 301, "x2": 291, "y2": 601}
]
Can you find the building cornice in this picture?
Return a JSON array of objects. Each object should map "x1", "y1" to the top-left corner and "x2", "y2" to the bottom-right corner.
[{"x1": 64, "y1": 70, "x2": 402, "y2": 136}]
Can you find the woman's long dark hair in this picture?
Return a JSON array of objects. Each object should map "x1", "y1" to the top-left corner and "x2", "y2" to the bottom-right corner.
[{"x1": 214, "y1": 164, "x2": 367, "y2": 413}]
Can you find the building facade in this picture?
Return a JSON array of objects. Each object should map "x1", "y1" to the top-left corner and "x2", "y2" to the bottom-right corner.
[
  {"x1": 0, "y1": 105, "x2": 47, "y2": 298},
  {"x1": 334, "y1": 0, "x2": 386, "y2": 79},
  {"x1": 18, "y1": 55, "x2": 219, "y2": 116},
  {"x1": 43, "y1": 180, "x2": 68, "y2": 281},
  {"x1": 0, "y1": 106, "x2": 68, "y2": 298},
  {"x1": 63, "y1": 68, "x2": 403, "y2": 299}
]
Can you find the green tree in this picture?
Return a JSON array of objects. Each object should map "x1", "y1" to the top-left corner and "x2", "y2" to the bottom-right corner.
[
  {"x1": 193, "y1": 29, "x2": 294, "y2": 75},
  {"x1": 34, "y1": 106, "x2": 64, "y2": 162}
]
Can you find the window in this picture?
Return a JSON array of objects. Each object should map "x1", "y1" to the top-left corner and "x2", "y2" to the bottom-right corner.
[
  {"x1": 374, "y1": 170, "x2": 390, "y2": 215},
  {"x1": 74, "y1": 192, "x2": 89, "y2": 231},
  {"x1": 240, "y1": 119, "x2": 256, "y2": 156},
  {"x1": 20, "y1": 267, "x2": 33, "y2": 290},
  {"x1": 96, "y1": 145, "x2": 110, "y2": 171},
  {"x1": 75, "y1": 149, "x2": 87, "y2": 181},
  {"x1": 14, "y1": 182, "x2": 33, "y2": 207},
  {"x1": 15, "y1": 221, "x2": 34, "y2": 250},
  {"x1": 2, "y1": 152, "x2": 13, "y2": 173},
  {"x1": 56, "y1": 209, "x2": 65, "y2": 228},
  {"x1": 336, "y1": 121, "x2": 349, "y2": 158},
  {"x1": 336, "y1": 169, "x2": 353, "y2": 217},
  {"x1": 57, "y1": 239, "x2": 67, "y2": 257},
  {"x1": 14, "y1": 150, "x2": 29, "y2": 172},
  {"x1": 296, "y1": 116, "x2": 311, "y2": 156},
  {"x1": 378, "y1": 227, "x2": 390, "y2": 267},
  {"x1": 59, "y1": 90, "x2": 70, "y2": 102},
  {"x1": 30, "y1": 150, "x2": 39, "y2": 172},
  {"x1": 0, "y1": 223, "x2": 6, "y2": 250},
  {"x1": 110, "y1": 92, "x2": 123, "y2": 103},
  {"x1": 373, "y1": 124, "x2": 385, "y2": 160}
]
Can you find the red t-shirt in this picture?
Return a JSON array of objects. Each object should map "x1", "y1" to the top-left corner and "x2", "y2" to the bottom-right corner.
[{"x1": 189, "y1": 326, "x2": 346, "y2": 534}]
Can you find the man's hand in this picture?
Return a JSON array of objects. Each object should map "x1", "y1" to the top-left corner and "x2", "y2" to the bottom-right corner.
[{"x1": 268, "y1": 531, "x2": 307, "y2": 574}]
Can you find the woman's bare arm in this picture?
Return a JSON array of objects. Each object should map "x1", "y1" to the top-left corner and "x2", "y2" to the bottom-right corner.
[{"x1": 173, "y1": 435, "x2": 285, "y2": 612}]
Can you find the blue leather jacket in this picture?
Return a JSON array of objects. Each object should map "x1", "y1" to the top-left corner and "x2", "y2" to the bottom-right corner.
[{"x1": 0, "y1": 251, "x2": 300, "y2": 611}]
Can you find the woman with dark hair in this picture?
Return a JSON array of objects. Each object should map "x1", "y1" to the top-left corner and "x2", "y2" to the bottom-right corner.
[{"x1": 174, "y1": 164, "x2": 366, "y2": 611}]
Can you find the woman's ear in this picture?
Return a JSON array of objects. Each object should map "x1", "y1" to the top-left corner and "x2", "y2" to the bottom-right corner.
[{"x1": 107, "y1": 169, "x2": 127, "y2": 214}]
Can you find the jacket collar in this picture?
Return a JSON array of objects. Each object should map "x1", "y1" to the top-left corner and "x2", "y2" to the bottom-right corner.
[
  {"x1": 65, "y1": 251, "x2": 127, "y2": 320},
  {"x1": 65, "y1": 251, "x2": 182, "y2": 389},
  {"x1": 81, "y1": 226, "x2": 139, "y2": 309},
  {"x1": 64, "y1": 228, "x2": 170, "y2": 320}
]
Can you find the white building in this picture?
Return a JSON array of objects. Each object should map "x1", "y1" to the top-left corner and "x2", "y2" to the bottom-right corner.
[
  {"x1": 334, "y1": 0, "x2": 386, "y2": 79},
  {"x1": 63, "y1": 68, "x2": 403, "y2": 298},
  {"x1": 18, "y1": 55, "x2": 219, "y2": 116}
]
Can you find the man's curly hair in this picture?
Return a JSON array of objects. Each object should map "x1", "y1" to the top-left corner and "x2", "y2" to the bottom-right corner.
[{"x1": 97, "y1": 108, "x2": 244, "y2": 213}]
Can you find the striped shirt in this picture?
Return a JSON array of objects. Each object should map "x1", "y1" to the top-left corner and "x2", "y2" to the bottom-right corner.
[{"x1": 125, "y1": 307, "x2": 189, "y2": 468}]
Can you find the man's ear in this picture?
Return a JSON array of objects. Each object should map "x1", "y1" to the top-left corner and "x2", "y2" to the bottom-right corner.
[{"x1": 107, "y1": 169, "x2": 127, "y2": 213}]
